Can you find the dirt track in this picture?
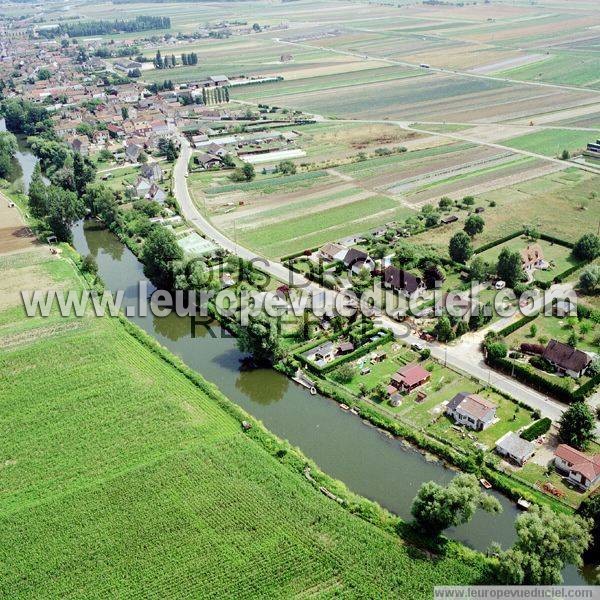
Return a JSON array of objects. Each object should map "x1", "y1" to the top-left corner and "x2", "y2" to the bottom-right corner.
[{"x1": 0, "y1": 194, "x2": 37, "y2": 255}]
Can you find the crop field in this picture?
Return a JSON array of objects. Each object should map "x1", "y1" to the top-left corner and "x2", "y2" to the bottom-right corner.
[
  {"x1": 410, "y1": 169, "x2": 600, "y2": 253},
  {"x1": 0, "y1": 250, "x2": 485, "y2": 598},
  {"x1": 502, "y1": 129, "x2": 597, "y2": 157},
  {"x1": 232, "y1": 188, "x2": 414, "y2": 258},
  {"x1": 496, "y1": 53, "x2": 600, "y2": 90}
]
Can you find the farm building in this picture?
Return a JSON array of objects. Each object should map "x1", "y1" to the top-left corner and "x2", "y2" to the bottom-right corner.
[
  {"x1": 445, "y1": 392, "x2": 497, "y2": 431},
  {"x1": 495, "y1": 432, "x2": 535, "y2": 466}
]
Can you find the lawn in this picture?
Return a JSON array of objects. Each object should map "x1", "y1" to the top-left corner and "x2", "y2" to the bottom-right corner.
[
  {"x1": 506, "y1": 314, "x2": 600, "y2": 355},
  {"x1": 476, "y1": 236, "x2": 579, "y2": 283},
  {"x1": 0, "y1": 249, "x2": 487, "y2": 598},
  {"x1": 503, "y1": 129, "x2": 595, "y2": 158},
  {"x1": 335, "y1": 342, "x2": 533, "y2": 453}
]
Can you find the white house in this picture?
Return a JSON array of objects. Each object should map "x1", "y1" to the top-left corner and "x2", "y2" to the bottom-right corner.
[
  {"x1": 495, "y1": 431, "x2": 535, "y2": 466},
  {"x1": 554, "y1": 444, "x2": 600, "y2": 490},
  {"x1": 445, "y1": 392, "x2": 497, "y2": 431}
]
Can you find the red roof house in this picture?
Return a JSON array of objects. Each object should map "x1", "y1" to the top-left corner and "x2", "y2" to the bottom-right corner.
[
  {"x1": 390, "y1": 363, "x2": 430, "y2": 393},
  {"x1": 554, "y1": 444, "x2": 600, "y2": 490}
]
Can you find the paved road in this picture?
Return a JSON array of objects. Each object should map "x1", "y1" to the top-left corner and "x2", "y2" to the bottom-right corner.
[{"x1": 173, "y1": 138, "x2": 584, "y2": 423}]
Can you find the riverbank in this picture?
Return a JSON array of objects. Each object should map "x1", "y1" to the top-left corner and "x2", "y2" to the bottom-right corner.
[{"x1": 0, "y1": 244, "x2": 492, "y2": 598}]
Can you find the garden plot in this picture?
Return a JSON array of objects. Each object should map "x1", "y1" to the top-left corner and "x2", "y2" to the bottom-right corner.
[{"x1": 502, "y1": 129, "x2": 597, "y2": 157}]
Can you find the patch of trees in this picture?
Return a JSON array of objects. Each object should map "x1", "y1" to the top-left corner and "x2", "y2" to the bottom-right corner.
[
  {"x1": 0, "y1": 98, "x2": 54, "y2": 136},
  {"x1": 148, "y1": 80, "x2": 174, "y2": 93},
  {"x1": 157, "y1": 137, "x2": 179, "y2": 162},
  {"x1": 0, "y1": 130, "x2": 17, "y2": 179},
  {"x1": 153, "y1": 50, "x2": 177, "y2": 69},
  {"x1": 38, "y1": 16, "x2": 170, "y2": 38},
  {"x1": 201, "y1": 86, "x2": 230, "y2": 106},
  {"x1": 181, "y1": 52, "x2": 199, "y2": 66},
  {"x1": 574, "y1": 233, "x2": 600, "y2": 262},
  {"x1": 559, "y1": 402, "x2": 596, "y2": 450}
]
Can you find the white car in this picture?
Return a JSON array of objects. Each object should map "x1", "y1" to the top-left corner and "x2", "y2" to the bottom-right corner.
[{"x1": 495, "y1": 280, "x2": 506, "y2": 290}]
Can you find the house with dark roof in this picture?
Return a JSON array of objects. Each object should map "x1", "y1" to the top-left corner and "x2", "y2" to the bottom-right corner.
[
  {"x1": 342, "y1": 248, "x2": 374, "y2": 275},
  {"x1": 542, "y1": 339, "x2": 591, "y2": 379},
  {"x1": 195, "y1": 153, "x2": 223, "y2": 169},
  {"x1": 495, "y1": 431, "x2": 535, "y2": 466},
  {"x1": 445, "y1": 392, "x2": 497, "y2": 431},
  {"x1": 388, "y1": 363, "x2": 430, "y2": 394},
  {"x1": 555, "y1": 444, "x2": 600, "y2": 490},
  {"x1": 383, "y1": 265, "x2": 425, "y2": 297}
]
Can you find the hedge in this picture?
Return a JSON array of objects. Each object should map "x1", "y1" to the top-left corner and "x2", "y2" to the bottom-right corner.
[
  {"x1": 486, "y1": 355, "x2": 598, "y2": 402},
  {"x1": 298, "y1": 330, "x2": 393, "y2": 374},
  {"x1": 497, "y1": 314, "x2": 537, "y2": 337},
  {"x1": 539, "y1": 233, "x2": 574, "y2": 249},
  {"x1": 280, "y1": 246, "x2": 321, "y2": 262},
  {"x1": 474, "y1": 230, "x2": 524, "y2": 255},
  {"x1": 520, "y1": 417, "x2": 552, "y2": 442}
]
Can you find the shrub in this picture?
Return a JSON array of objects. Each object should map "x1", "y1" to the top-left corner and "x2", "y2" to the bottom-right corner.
[
  {"x1": 520, "y1": 343, "x2": 545, "y2": 356},
  {"x1": 520, "y1": 418, "x2": 552, "y2": 442}
]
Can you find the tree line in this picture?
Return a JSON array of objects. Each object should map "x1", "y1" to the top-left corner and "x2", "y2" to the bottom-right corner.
[{"x1": 38, "y1": 16, "x2": 170, "y2": 38}]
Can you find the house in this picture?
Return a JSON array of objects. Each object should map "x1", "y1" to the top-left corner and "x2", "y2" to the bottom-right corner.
[
  {"x1": 554, "y1": 444, "x2": 600, "y2": 490},
  {"x1": 204, "y1": 142, "x2": 227, "y2": 157},
  {"x1": 319, "y1": 242, "x2": 347, "y2": 262},
  {"x1": 209, "y1": 75, "x2": 230, "y2": 86},
  {"x1": 521, "y1": 243, "x2": 546, "y2": 272},
  {"x1": 147, "y1": 183, "x2": 167, "y2": 203},
  {"x1": 383, "y1": 265, "x2": 424, "y2": 297},
  {"x1": 337, "y1": 341, "x2": 355, "y2": 355},
  {"x1": 195, "y1": 153, "x2": 222, "y2": 169},
  {"x1": 445, "y1": 392, "x2": 497, "y2": 431},
  {"x1": 125, "y1": 143, "x2": 143, "y2": 162},
  {"x1": 389, "y1": 363, "x2": 430, "y2": 394},
  {"x1": 280, "y1": 53, "x2": 294, "y2": 62},
  {"x1": 133, "y1": 177, "x2": 152, "y2": 198},
  {"x1": 542, "y1": 339, "x2": 591, "y2": 378},
  {"x1": 308, "y1": 341, "x2": 335, "y2": 367},
  {"x1": 140, "y1": 162, "x2": 163, "y2": 182},
  {"x1": 495, "y1": 431, "x2": 535, "y2": 466},
  {"x1": 342, "y1": 248, "x2": 375, "y2": 275},
  {"x1": 70, "y1": 136, "x2": 89, "y2": 156}
]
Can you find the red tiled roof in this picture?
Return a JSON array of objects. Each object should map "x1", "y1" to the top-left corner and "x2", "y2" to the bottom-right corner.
[
  {"x1": 394, "y1": 363, "x2": 430, "y2": 388},
  {"x1": 555, "y1": 444, "x2": 600, "y2": 481}
]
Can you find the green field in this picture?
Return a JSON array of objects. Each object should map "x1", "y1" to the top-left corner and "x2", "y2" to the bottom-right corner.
[
  {"x1": 503, "y1": 129, "x2": 595, "y2": 158},
  {"x1": 497, "y1": 54, "x2": 600, "y2": 90},
  {"x1": 0, "y1": 249, "x2": 486, "y2": 598}
]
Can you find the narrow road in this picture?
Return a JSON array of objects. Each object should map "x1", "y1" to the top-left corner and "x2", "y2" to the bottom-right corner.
[{"x1": 173, "y1": 137, "x2": 581, "y2": 423}]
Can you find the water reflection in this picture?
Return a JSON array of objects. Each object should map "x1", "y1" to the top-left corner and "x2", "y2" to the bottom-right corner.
[{"x1": 235, "y1": 367, "x2": 290, "y2": 405}]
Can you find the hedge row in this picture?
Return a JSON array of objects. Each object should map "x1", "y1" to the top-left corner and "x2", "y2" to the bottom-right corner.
[
  {"x1": 298, "y1": 330, "x2": 393, "y2": 374},
  {"x1": 520, "y1": 417, "x2": 552, "y2": 442},
  {"x1": 486, "y1": 355, "x2": 597, "y2": 402},
  {"x1": 539, "y1": 233, "x2": 574, "y2": 249},
  {"x1": 497, "y1": 314, "x2": 537, "y2": 337},
  {"x1": 280, "y1": 246, "x2": 320, "y2": 262},
  {"x1": 474, "y1": 230, "x2": 525, "y2": 255}
]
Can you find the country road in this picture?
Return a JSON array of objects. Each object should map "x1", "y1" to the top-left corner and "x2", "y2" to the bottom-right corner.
[{"x1": 173, "y1": 136, "x2": 585, "y2": 425}]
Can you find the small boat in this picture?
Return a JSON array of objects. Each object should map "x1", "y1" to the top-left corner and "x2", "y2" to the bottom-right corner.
[
  {"x1": 339, "y1": 404, "x2": 350, "y2": 411},
  {"x1": 309, "y1": 387, "x2": 317, "y2": 395},
  {"x1": 517, "y1": 498, "x2": 531, "y2": 510},
  {"x1": 350, "y1": 408, "x2": 359, "y2": 415},
  {"x1": 479, "y1": 478, "x2": 492, "y2": 489}
]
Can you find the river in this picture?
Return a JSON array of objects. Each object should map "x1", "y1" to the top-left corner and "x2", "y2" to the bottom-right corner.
[
  {"x1": 5, "y1": 134, "x2": 590, "y2": 582},
  {"x1": 71, "y1": 221, "x2": 594, "y2": 583}
]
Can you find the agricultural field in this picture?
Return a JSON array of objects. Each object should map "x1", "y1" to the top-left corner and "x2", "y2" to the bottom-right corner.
[
  {"x1": 502, "y1": 129, "x2": 596, "y2": 158},
  {"x1": 410, "y1": 169, "x2": 600, "y2": 255},
  {"x1": 0, "y1": 249, "x2": 486, "y2": 598}
]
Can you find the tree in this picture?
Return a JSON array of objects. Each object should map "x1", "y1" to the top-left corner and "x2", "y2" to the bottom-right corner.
[
  {"x1": 559, "y1": 402, "x2": 595, "y2": 450},
  {"x1": 81, "y1": 254, "x2": 98, "y2": 277},
  {"x1": 45, "y1": 185, "x2": 85, "y2": 241},
  {"x1": 236, "y1": 314, "x2": 283, "y2": 365},
  {"x1": 0, "y1": 131, "x2": 17, "y2": 179},
  {"x1": 577, "y1": 496, "x2": 600, "y2": 560},
  {"x1": 277, "y1": 160, "x2": 296, "y2": 175},
  {"x1": 464, "y1": 214, "x2": 484, "y2": 237},
  {"x1": 462, "y1": 195, "x2": 475, "y2": 206},
  {"x1": 140, "y1": 225, "x2": 183, "y2": 289},
  {"x1": 84, "y1": 183, "x2": 119, "y2": 225},
  {"x1": 494, "y1": 505, "x2": 591, "y2": 584},
  {"x1": 579, "y1": 266, "x2": 600, "y2": 293},
  {"x1": 423, "y1": 262, "x2": 445, "y2": 289},
  {"x1": 438, "y1": 196, "x2": 453, "y2": 210},
  {"x1": 469, "y1": 256, "x2": 493, "y2": 282},
  {"x1": 331, "y1": 362, "x2": 356, "y2": 384},
  {"x1": 411, "y1": 474, "x2": 501, "y2": 536},
  {"x1": 574, "y1": 233, "x2": 600, "y2": 262},
  {"x1": 485, "y1": 340, "x2": 507, "y2": 360},
  {"x1": 28, "y1": 163, "x2": 47, "y2": 218},
  {"x1": 121, "y1": 107, "x2": 129, "y2": 120},
  {"x1": 497, "y1": 247, "x2": 523, "y2": 288},
  {"x1": 434, "y1": 315, "x2": 454, "y2": 342},
  {"x1": 73, "y1": 152, "x2": 96, "y2": 197},
  {"x1": 241, "y1": 163, "x2": 255, "y2": 181},
  {"x1": 448, "y1": 231, "x2": 473, "y2": 263}
]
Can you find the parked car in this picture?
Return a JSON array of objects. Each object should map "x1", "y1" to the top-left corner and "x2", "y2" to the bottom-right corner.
[
  {"x1": 411, "y1": 342, "x2": 424, "y2": 352},
  {"x1": 495, "y1": 280, "x2": 506, "y2": 290}
]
